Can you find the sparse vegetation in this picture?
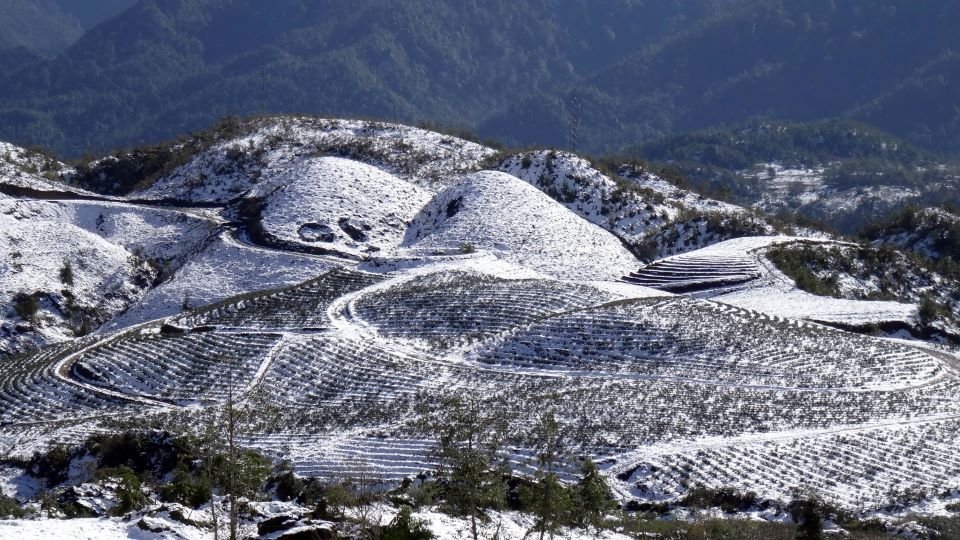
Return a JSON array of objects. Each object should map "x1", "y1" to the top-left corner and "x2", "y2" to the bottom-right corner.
[
  {"x1": 59, "y1": 259, "x2": 74, "y2": 286},
  {"x1": 765, "y1": 244, "x2": 843, "y2": 298},
  {"x1": 95, "y1": 466, "x2": 148, "y2": 515},
  {"x1": 765, "y1": 241, "x2": 960, "y2": 338},
  {"x1": 68, "y1": 117, "x2": 248, "y2": 194},
  {"x1": 0, "y1": 493, "x2": 26, "y2": 519},
  {"x1": 12, "y1": 291, "x2": 39, "y2": 323}
]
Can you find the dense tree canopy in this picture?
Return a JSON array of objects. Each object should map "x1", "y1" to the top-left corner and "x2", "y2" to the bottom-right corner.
[{"x1": 3, "y1": 0, "x2": 960, "y2": 158}]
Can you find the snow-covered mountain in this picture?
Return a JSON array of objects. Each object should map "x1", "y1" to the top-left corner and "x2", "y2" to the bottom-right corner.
[
  {"x1": 1, "y1": 116, "x2": 958, "y2": 538},
  {"x1": 0, "y1": 117, "x2": 778, "y2": 356}
]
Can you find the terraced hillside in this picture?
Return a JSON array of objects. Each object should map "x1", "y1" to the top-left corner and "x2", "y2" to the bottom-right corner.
[
  {"x1": 2, "y1": 261, "x2": 959, "y2": 513},
  {"x1": 623, "y1": 236, "x2": 921, "y2": 330},
  {"x1": 1, "y1": 117, "x2": 959, "y2": 530}
]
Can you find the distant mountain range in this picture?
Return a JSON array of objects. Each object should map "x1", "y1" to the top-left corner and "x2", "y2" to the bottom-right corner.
[
  {"x1": 4, "y1": 0, "x2": 960, "y2": 159},
  {"x1": 0, "y1": 0, "x2": 134, "y2": 56}
]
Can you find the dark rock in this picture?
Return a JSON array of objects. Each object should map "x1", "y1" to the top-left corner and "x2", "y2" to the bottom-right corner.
[
  {"x1": 445, "y1": 196, "x2": 462, "y2": 218},
  {"x1": 276, "y1": 524, "x2": 337, "y2": 540},
  {"x1": 337, "y1": 218, "x2": 369, "y2": 242},
  {"x1": 299, "y1": 223, "x2": 336, "y2": 243},
  {"x1": 136, "y1": 518, "x2": 167, "y2": 533},
  {"x1": 258, "y1": 514, "x2": 299, "y2": 535}
]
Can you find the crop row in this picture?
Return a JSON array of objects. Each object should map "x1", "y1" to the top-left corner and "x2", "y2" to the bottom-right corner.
[
  {"x1": 474, "y1": 298, "x2": 941, "y2": 390},
  {"x1": 351, "y1": 271, "x2": 620, "y2": 349},
  {"x1": 71, "y1": 332, "x2": 280, "y2": 403},
  {"x1": 171, "y1": 267, "x2": 384, "y2": 330}
]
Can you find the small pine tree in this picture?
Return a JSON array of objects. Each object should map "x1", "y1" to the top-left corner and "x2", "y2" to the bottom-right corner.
[
  {"x1": 103, "y1": 466, "x2": 147, "y2": 515},
  {"x1": 421, "y1": 396, "x2": 509, "y2": 540},
  {"x1": 789, "y1": 497, "x2": 824, "y2": 540},
  {"x1": 573, "y1": 457, "x2": 616, "y2": 531},
  {"x1": 59, "y1": 259, "x2": 74, "y2": 286},
  {"x1": 918, "y1": 293, "x2": 946, "y2": 324},
  {"x1": 381, "y1": 506, "x2": 434, "y2": 540},
  {"x1": 521, "y1": 412, "x2": 573, "y2": 540},
  {"x1": 0, "y1": 493, "x2": 25, "y2": 519},
  {"x1": 521, "y1": 473, "x2": 572, "y2": 540}
]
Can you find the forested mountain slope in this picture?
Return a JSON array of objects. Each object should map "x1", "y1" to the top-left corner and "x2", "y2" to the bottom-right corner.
[
  {"x1": 0, "y1": 0, "x2": 733, "y2": 156},
  {"x1": 8, "y1": 0, "x2": 960, "y2": 161},
  {"x1": 484, "y1": 0, "x2": 960, "y2": 155}
]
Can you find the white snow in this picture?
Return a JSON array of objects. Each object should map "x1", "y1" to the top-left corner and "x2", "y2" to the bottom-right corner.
[
  {"x1": 404, "y1": 171, "x2": 639, "y2": 281},
  {"x1": 628, "y1": 236, "x2": 918, "y2": 327},
  {"x1": 0, "y1": 199, "x2": 217, "y2": 264},
  {"x1": 259, "y1": 157, "x2": 431, "y2": 257},
  {"x1": 134, "y1": 117, "x2": 497, "y2": 203},
  {"x1": 0, "y1": 519, "x2": 137, "y2": 540},
  {"x1": 0, "y1": 217, "x2": 155, "y2": 353},
  {"x1": 0, "y1": 119, "x2": 958, "y2": 527},
  {"x1": 501, "y1": 151, "x2": 682, "y2": 247},
  {"x1": 105, "y1": 231, "x2": 341, "y2": 329}
]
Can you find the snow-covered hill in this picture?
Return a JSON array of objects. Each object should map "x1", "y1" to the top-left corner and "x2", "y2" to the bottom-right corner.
[
  {"x1": 1, "y1": 117, "x2": 959, "y2": 537},
  {"x1": 258, "y1": 157, "x2": 431, "y2": 257},
  {"x1": 499, "y1": 150, "x2": 775, "y2": 259},
  {"x1": 404, "y1": 171, "x2": 639, "y2": 281},
  {"x1": 2, "y1": 258, "x2": 958, "y2": 517},
  {"x1": 0, "y1": 216, "x2": 155, "y2": 355},
  {"x1": 133, "y1": 117, "x2": 497, "y2": 204},
  {"x1": 867, "y1": 206, "x2": 960, "y2": 263}
]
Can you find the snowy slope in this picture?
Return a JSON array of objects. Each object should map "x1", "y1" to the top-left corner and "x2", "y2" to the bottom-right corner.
[
  {"x1": 746, "y1": 162, "x2": 938, "y2": 232},
  {"x1": 134, "y1": 117, "x2": 496, "y2": 204},
  {"x1": 258, "y1": 157, "x2": 431, "y2": 257},
  {"x1": 499, "y1": 151, "x2": 680, "y2": 246},
  {"x1": 0, "y1": 199, "x2": 217, "y2": 264},
  {"x1": 3, "y1": 117, "x2": 960, "y2": 533},
  {"x1": 500, "y1": 151, "x2": 776, "y2": 260},
  {"x1": 714, "y1": 274, "x2": 917, "y2": 327},
  {"x1": 0, "y1": 142, "x2": 96, "y2": 197},
  {"x1": 0, "y1": 216, "x2": 155, "y2": 354},
  {"x1": 624, "y1": 236, "x2": 919, "y2": 327},
  {"x1": 4, "y1": 263, "x2": 957, "y2": 515},
  {"x1": 403, "y1": 171, "x2": 639, "y2": 281},
  {"x1": 104, "y1": 231, "x2": 342, "y2": 330},
  {"x1": 870, "y1": 206, "x2": 960, "y2": 260}
]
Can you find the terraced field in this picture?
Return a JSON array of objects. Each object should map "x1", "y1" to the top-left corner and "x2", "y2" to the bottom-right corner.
[
  {"x1": 2, "y1": 261, "x2": 958, "y2": 512},
  {"x1": 351, "y1": 271, "x2": 621, "y2": 349},
  {"x1": 624, "y1": 253, "x2": 762, "y2": 292},
  {"x1": 168, "y1": 267, "x2": 384, "y2": 331},
  {"x1": 71, "y1": 332, "x2": 282, "y2": 404},
  {"x1": 624, "y1": 236, "x2": 920, "y2": 328},
  {"x1": 474, "y1": 298, "x2": 942, "y2": 390}
]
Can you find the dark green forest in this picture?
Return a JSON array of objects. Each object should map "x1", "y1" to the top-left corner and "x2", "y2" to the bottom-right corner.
[
  {"x1": 630, "y1": 119, "x2": 960, "y2": 202},
  {"x1": 488, "y1": 0, "x2": 960, "y2": 154},
  {"x1": 3, "y1": 0, "x2": 960, "y2": 160},
  {"x1": 0, "y1": 0, "x2": 734, "y2": 156}
]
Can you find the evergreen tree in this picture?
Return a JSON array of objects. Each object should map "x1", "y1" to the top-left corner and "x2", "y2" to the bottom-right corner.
[
  {"x1": 789, "y1": 496, "x2": 824, "y2": 540},
  {"x1": 12, "y1": 292, "x2": 38, "y2": 323},
  {"x1": 59, "y1": 258, "x2": 74, "y2": 286},
  {"x1": 573, "y1": 457, "x2": 616, "y2": 531},
  {"x1": 422, "y1": 396, "x2": 509, "y2": 540},
  {"x1": 108, "y1": 466, "x2": 147, "y2": 515},
  {"x1": 521, "y1": 411, "x2": 573, "y2": 540},
  {"x1": 381, "y1": 506, "x2": 434, "y2": 540}
]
